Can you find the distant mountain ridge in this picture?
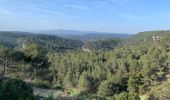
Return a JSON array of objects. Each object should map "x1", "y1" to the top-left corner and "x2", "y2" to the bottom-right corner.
[
  {"x1": 31, "y1": 29, "x2": 126, "y2": 35},
  {"x1": 30, "y1": 30, "x2": 132, "y2": 41}
]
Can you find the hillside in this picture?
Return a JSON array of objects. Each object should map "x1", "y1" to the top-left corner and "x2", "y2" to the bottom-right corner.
[
  {"x1": 0, "y1": 31, "x2": 130, "y2": 51},
  {"x1": 67, "y1": 33, "x2": 131, "y2": 41},
  {"x1": 83, "y1": 38, "x2": 122, "y2": 51},
  {"x1": 126, "y1": 30, "x2": 170, "y2": 45},
  {"x1": 0, "y1": 31, "x2": 83, "y2": 51},
  {"x1": 0, "y1": 30, "x2": 170, "y2": 100}
]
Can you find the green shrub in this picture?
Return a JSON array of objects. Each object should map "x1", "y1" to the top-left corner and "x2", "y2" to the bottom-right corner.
[
  {"x1": 0, "y1": 79, "x2": 36, "y2": 100},
  {"x1": 114, "y1": 92, "x2": 140, "y2": 100}
]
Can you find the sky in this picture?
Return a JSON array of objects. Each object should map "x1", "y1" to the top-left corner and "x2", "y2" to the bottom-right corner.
[{"x1": 0, "y1": 0, "x2": 170, "y2": 34}]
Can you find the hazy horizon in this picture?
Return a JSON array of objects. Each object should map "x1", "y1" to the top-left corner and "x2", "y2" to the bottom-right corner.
[{"x1": 0, "y1": 0, "x2": 170, "y2": 34}]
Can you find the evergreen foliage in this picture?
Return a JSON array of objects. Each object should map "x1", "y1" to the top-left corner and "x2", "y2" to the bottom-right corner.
[{"x1": 0, "y1": 31, "x2": 170, "y2": 99}]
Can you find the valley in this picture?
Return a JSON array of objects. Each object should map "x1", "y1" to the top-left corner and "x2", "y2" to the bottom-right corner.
[{"x1": 0, "y1": 30, "x2": 170, "y2": 100}]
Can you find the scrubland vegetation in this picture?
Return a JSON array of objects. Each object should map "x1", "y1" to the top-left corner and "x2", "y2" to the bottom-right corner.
[{"x1": 0, "y1": 31, "x2": 170, "y2": 100}]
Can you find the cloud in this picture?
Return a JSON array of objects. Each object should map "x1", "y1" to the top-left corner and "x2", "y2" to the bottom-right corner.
[
  {"x1": 23, "y1": 4, "x2": 67, "y2": 17},
  {"x1": 95, "y1": 0, "x2": 132, "y2": 6},
  {"x1": 65, "y1": 4, "x2": 90, "y2": 10},
  {"x1": 0, "y1": 0, "x2": 65, "y2": 17}
]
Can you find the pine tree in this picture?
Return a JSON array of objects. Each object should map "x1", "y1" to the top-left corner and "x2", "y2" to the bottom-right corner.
[
  {"x1": 78, "y1": 72, "x2": 90, "y2": 92},
  {"x1": 97, "y1": 80, "x2": 113, "y2": 97}
]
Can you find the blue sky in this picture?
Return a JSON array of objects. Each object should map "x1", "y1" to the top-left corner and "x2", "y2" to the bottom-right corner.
[{"x1": 0, "y1": 0, "x2": 170, "y2": 33}]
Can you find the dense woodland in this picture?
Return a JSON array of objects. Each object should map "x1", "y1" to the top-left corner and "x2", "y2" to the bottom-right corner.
[
  {"x1": 83, "y1": 38, "x2": 122, "y2": 50},
  {"x1": 0, "y1": 31, "x2": 83, "y2": 51},
  {"x1": 0, "y1": 31, "x2": 170, "y2": 100}
]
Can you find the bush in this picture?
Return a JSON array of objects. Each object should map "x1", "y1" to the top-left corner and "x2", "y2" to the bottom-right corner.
[
  {"x1": 114, "y1": 92, "x2": 140, "y2": 100},
  {"x1": 97, "y1": 81, "x2": 113, "y2": 97},
  {"x1": 97, "y1": 80, "x2": 124, "y2": 97},
  {"x1": 0, "y1": 79, "x2": 36, "y2": 100}
]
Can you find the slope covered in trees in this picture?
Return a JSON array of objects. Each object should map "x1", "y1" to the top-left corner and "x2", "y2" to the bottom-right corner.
[
  {"x1": 0, "y1": 30, "x2": 170, "y2": 99},
  {"x1": 0, "y1": 31, "x2": 83, "y2": 51},
  {"x1": 126, "y1": 30, "x2": 170, "y2": 45},
  {"x1": 83, "y1": 38, "x2": 122, "y2": 50}
]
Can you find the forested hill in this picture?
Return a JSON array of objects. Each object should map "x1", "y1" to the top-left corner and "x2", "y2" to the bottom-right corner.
[
  {"x1": 83, "y1": 38, "x2": 122, "y2": 51},
  {"x1": 126, "y1": 30, "x2": 170, "y2": 45},
  {"x1": 31, "y1": 30, "x2": 132, "y2": 41},
  {"x1": 60, "y1": 33, "x2": 131, "y2": 41},
  {"x1": 1, "y1": 30, "x2": 170, "y2": 52},
  {"x1": 1, "y1": 30, "x2": 170, "y2": 99},
  {"x1": 81, "y1": 30, "x2": 170, "y2": 51},
  {"x1": 0, "y1": 31, "x2": 83, "y2": 51},
  {"x1": 0, "y1": 31, "x2": 30, "y2": 47},
  {"x1": 0, "y1": 31, "x2": 131, "y2": 51}
]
